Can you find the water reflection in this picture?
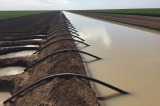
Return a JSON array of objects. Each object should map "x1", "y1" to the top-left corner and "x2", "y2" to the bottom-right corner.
[
  {"x1": 97, "y1": 93, "x2": 123, "y2": 100},
  {"x1": 35, "y1": 35, "x2": 46, "y2": 37},
  {"x1": 0, "y1": 45, "x2": 39, "y2": 48},
  {"x1": 0, "y1": 50, "x2": 36, "y2": 59},
  {"x1": 78, "y1": 26, "x2": 111, "y2": 48},
  {"x1": 64, "y1": 11, "x2": 160, "y2": 106},
  {"x1": 33, "y1": 39, "x2": 43, "y2": 41},
  {"x1": 0, "y1": 92, "x2": 10, "y2": 106},
  {"x1": 0, "y1": 67, "x2": 25, "y2": 76},
  {"x1": 20, "y1": 45, "x2": 39, "y2": 47}
]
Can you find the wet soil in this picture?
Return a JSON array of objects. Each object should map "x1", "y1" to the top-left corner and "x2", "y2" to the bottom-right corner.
[
  {"x1": 0, "y1": 11, "x2": 99, "y2": 106},
  {"x1": 69, "y1": 11, "x2": 160, "y2": 31}
]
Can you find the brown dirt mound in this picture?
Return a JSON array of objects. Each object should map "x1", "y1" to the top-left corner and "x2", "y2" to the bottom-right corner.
[{"x1": 0, "y1": 11, "x2": 100, "y2": 106}]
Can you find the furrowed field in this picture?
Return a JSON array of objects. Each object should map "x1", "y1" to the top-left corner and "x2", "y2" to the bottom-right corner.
[
  {"x1": 79, "y1": 8, "x2": 160, "y2": 16},
  {"x1": 0, "y1": 11, "x2": 50, "y2": 20}
]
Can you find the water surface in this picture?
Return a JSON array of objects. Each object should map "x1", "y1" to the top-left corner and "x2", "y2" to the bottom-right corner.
[
  {"x1": 64, "y1": 11, "x2": 160, "y2": 106},
  {"x1": 0, "y1": 67, "x2": 25, "y2": 76},
  {"x1": 0, "y1": 92, "x2": 10, "y2": 106},
  {"x1": 0, "y1": 50, "x2": 36, "y2": 59},
  {"x1": 32, "y1": 39, "x2": 43, "y2": 41},
  {"x1": 0, "y1": 45, "x2": 39, "y2": 48}
]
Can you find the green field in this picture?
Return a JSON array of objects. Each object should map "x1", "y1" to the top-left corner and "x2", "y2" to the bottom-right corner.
[
  {"x1": 0, "y1": 11, "x2": 50, "y2": 20},
  {"x1": 79, "y1": 8, "x2": 160, "y2": 16}
]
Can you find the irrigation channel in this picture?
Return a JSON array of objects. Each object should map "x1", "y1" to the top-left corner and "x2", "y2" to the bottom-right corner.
[
  {"x1": 0, "y1": 11, "x2": 130, "y2": 106},
  {"x1": 63, "y1": 11, "x2": 160, "y2": 106}
]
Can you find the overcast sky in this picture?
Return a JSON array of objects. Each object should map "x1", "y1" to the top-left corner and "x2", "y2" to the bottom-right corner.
[{"x1": 0, "y1": 0, "x2": 160, "y2": 10}]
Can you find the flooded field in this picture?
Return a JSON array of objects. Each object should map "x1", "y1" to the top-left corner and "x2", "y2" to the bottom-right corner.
[
  {"x1": 0, "y1": 66, "x2": 25, "y2": 104},
  {"x1": 0, "y1": 50, "x2": 36, "y2": 59},
  {"x1": 33, "y1": 39, "x2": 43, "y2": 41},
  {"x1": 0, "y1": 66, "x2": 24, "y2": 105},
  {"x1": 64, "y1": 11, "x2": 160, "y2": 106},
  {"x1": 0, "y1": 45, "x2": 39, "y2": 48},
  {"x1": 0, "y1": 67, "x2": 25, "y2": 76},
  {"x1": 22, "y1": 45, "x2": 39, "y2": 47},
  {"x1": 0, "y1": 92, "x2": 10, "y2": 106}
]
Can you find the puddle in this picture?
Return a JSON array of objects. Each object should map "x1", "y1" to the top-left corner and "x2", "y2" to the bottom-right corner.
[
  {"x1": 0, "y1": 67, "x2": 24, "y2": 104},
  {"x1": 0, "y1": 50, "x2": 36, "y2": 59},
  {"x1": 0, "y1": 35, "x2": 44, "y2": 105},
  {"x1": 20, "y1": 45, "x2": 39, "y2": 47},
  {"x1": 0, "y1": 92, "x2": 10, "y2": 106},
  {"x1": 0, "y1": 67, "x2": 25, "y2": 76},
  {"x1": 32, "y1": 39, "x2": 43, "y2": 41},
  {"x1": 32, "y1": 35, "x2": 46, "y2": 41},
  {"x1": 0, "y1": 45, "x2": 39, "y2": 48},
  {"x1": 35, "y1": 35, "x2": 46, "y2": 37}
]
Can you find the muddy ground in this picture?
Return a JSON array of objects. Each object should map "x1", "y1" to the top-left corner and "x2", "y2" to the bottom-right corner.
[
  {"x1": 0, "y1": 11, "x2": 100, "y2": 106},
  {"x1": 69, "y1": 11, "x2": 160, "y2": 31}
]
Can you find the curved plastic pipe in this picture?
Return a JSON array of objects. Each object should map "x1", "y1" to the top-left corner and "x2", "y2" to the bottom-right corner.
[
  {"x1": 34, "y1": 38, "x2": 89, "y2": 54},
  {"x1": 41, "y1": 34, "x2": 85, "y2": 45},
  {"x1": 3, "y1": 73, "x2": 129, "y2": 104},
  {"x1": 26, "y1": 49, "x2": 101, "y2": 71}
]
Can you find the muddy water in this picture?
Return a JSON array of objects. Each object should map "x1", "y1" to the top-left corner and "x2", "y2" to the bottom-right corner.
[
  {"x1": 64, "y1": 11, "x2": 160, "y2": 106},
  {"x1": 22, "y1": 45, "x2": 39, "y2": 47},
  {"x1": 0, "y1": 50, "x2": 36, "y2": 59},
  {"x1": 0, "y1": 45, "x2": 39, "y2": 48},
  {"x1": 0, "y1": 41, "x2": 40, "y2": 104},
  {"x1": 33, "y1": 35, "x2": 45, "y2": 41},
  {"x1": 0, "y1": 67, "x2": 25, "y2": 105},
  {"x1": 0, "y1": 67, "x2": 25, "y2": 104},
  {"x1": 0, "y1": 92, "x2": 10, "y2": 106},
  {"x1": 0, "y1": 67, "x2": 25, "y2": 76},
  {"x1": 33, "y1": 39, "x2": 43, "y2": 41}
]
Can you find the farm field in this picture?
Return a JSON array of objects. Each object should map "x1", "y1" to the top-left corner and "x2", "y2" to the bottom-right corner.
[
  {"x1": 0, "y1": 11, "x2": 100, "y2": 106},
  {"x1": 79, "y1": 8, "x2": 160, "y2": 16},
  {"x1": 0, "y1": 11, "x2": 50, "y2": 20},
  {"x1": 0, "y1": 0, "x2": 160, "y2": 106}
]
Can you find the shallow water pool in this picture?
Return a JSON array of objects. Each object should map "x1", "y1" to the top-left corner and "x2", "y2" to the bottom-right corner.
[
  {"x1": 0, "y1": 66, "x2": 25, "y2": 76},
  {"x1": 0, "y1": 50, "x2": 36, "y2": 59},
  {"x1": 0, "y1": 92, "x2": 10, "y2": 106}
]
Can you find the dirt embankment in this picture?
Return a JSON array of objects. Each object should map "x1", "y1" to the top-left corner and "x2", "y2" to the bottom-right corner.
[
  {"x1": 0, "y1": 11, "x2": 100, "y2": 106},
  {"x1": 69, "y1": 11, "x2": 160, "y2": 31}
]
